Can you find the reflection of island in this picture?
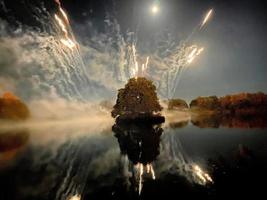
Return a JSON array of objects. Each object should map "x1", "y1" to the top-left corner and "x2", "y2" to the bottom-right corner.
[
  {"x1": 112, "y1": 121, "x2": 163, "y2": 194},
  {"x1": 0, "y1": 130, "x2": 29, "y2": 167},
  {"x1": 165, "y1": 112, "x2": 267, "y2": 129},
  {"x1": 169, "y1": 120, "x2": 189, "y2": 129},
  {"x1": 191, "y1": 113, "x2": 267, "y2": 129},
  {"x1": 113, "y1": 122, "x2": 163, "y2": 165}
]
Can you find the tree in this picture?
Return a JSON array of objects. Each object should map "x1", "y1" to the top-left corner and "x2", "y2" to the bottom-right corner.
[
  {"x1": 190, "y1": 96, "x2": 220, "y2": 110},
  {"x1": 168, "y1": 99, "x2": 188, "y2": 110},
  {"x1": 112, "y1": 77, "x2": 162, "y2": 118},
  {"x1": 0, "y1": 92, "x2": 30, "y2": 120}
]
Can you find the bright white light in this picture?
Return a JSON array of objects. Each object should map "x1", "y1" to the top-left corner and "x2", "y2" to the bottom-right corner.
[
  {"x1": 69, "y1": 195, "x2": 81, "y2": 200},
  {"x1": 151, "y1": 5, "x2": 159, "y2": 14}
]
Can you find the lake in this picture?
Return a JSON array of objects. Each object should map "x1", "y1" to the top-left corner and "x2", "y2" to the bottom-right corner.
[{"x1": 0, "y1": 114, "x2": 267, "y2": 200}]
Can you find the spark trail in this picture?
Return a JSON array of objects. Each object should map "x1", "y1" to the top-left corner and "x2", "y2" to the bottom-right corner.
[
  {"x1": 0, "y1": 0, "x2": 98, "y2": 100},
  {"x1": 135, "y1": 163, "x2": 156, "y2": 195},
  {"x1": 154, "y1": 8, "x2": 213, "y2": 99},
  {"x1": 201, "y1": 9, "x2": 213, "y2": 29},
  {"x1": 157, "y1": 128, "x2": 213, "y2": 185},
  {"x1": 51, "y1": 1, "x2": 95, "y2": 100}
]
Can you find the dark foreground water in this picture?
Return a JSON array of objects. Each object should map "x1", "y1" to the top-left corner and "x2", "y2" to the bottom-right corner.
[{"x1": 0, "y1": 116, "x2": 267, "y2": 200}]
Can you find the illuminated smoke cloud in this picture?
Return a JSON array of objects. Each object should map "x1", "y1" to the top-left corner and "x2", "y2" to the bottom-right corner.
[{"x1": 0, "y1": 0, "x2": 213, "y2": 102}]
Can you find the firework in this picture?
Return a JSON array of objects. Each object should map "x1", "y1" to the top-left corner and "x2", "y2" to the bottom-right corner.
[
  {"x1": 201, "y1": 9, "x2": 213, "y2": 28},
  {"x1": 187, "y1": 46, "x2": 204, "y2": 64},
  {"x1": 59, "y1": 8, "x2": 70, "y2": 24},
  {"x1": 155, "y1": 7, "x2": 214, "y2": 98},
  {"x1": 193, "y1": 165, "x2": 213, "y2": 184},
  {"x1": 54, "y1": 0, "x2": 77, "y2": 50}
]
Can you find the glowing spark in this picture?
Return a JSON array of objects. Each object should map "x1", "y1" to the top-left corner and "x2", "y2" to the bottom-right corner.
[
  {"x1": 135, "y1": 62, "x2": 139, "y2": 73},
  {"x1": 187, "y1": 47, "x2": 198, "y2": 64},
  {"x1": 142, "y1": 64, "x2": 145, "y2": 75},
  {"x1": 145, "y1": 56, "x2": 150, "y2": 69},
  {"x1": 132, "y1": 44, "x2": 137, "y2": 60},
  {"x1": 131, "y1": 44, "x2": 139, "y2": 78},
  {"x1": 140, "y1": 164, "x2": 144, "y2": 175},
  {"x1": 60, "y1": 38, "x2": 76, "y2": 49},
  {"x1": 187, "y1": 46, "x2": 204, "y2": 64},
  {"x1": 150, "y1": 164, "x2": 156, "y2": 180},
  {"x1": 55, "y1": 14, "x2": 68, "y2": 36},
  {"x1": 136, "y1": 163, "x2": 156, "y2": 195},
  {"x1": 151, "y1": 4, "x2": 159, "y2": 14},
  {"x1": 188, "y1": 48, "x2": 198, "y2": 58},
  {"x1": 196, "y1": 47, "x2": 204, "y2": 56},
  {"x1": 69, "y1": 195, "x2": 81, "y2": 200},
  {"x1": 60, "y1": 8, "x2": 70, "y2": 25},
  {"x1": 54, "y1": 14, "x2": 76, "y2": 49},
  {"x1": 138, "y1": 163, "x2": 144, "y2": 195},
  {"x1": 193, "y1": 165, "x2": 213, "y2": 184},
  {"x1": 204, "y1": 173, "x2": 213, "y2": 183},
  {"x1": 201, "y1": 9, "x2": 213, "y2": 28},
  {"x1": 135, "y1": 62, "x2": 139, "y2": 78},
  {"x1": 146, "y1": 164, "x2": 150, "y2": 173}
]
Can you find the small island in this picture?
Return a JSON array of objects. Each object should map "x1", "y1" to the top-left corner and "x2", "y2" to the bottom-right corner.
[
  {"x1": 0, "y1": 92, "x2": 30, "y2": 120},
  {"x1": 111, "y1": 77, "x2": 165, "y2": 123}
]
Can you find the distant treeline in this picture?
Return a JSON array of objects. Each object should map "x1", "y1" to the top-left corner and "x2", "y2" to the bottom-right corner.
[
  {"x1": 167, "y1": 92, "x2": 267, "y2": 115},
  {"x1": 190, "y1": 92, "x2": 267, "y2": 115}
]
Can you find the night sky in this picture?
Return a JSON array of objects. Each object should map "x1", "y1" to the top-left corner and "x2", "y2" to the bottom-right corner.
[
  {"x1": 1, "y1": 0, "x2": 267, "y2": 100},
  {"x1": 64, "y1": 0, "x2": 267, "y2": 99}
]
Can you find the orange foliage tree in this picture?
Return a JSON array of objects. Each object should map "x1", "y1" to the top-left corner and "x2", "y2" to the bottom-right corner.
[{"x1": 112, "y1": 78, "x2": 162, "y2": 118}]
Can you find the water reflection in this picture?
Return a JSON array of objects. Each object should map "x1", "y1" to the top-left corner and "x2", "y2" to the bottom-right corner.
[
  {"x1": 0, "y1": 115, "x2": 266, "y2": 199},
  {"x1": 112, "y1": 120, "x2": 213, "y2": 195},
  {"x1": 0, "y1": 129, "x2": 29, "y2": 168},
  {"x1": 167, "y1": 112, "x2": 267, "y2": 129},
  {"x1": 113, "y1": 121, "x2": 163, "y2": 194},
  {"x1": 113, "y1": 122, "x2": 162, "y2": 165}
]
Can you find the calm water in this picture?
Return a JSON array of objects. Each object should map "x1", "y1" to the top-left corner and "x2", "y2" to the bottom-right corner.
[{"x1": 0, "y1": 116, "x2": 267, "y2": 200}]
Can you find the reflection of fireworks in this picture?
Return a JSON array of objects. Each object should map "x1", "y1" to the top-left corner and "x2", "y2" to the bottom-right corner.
[
  {"x1": 193, "y1": 165, "x2": 213, "y2": 184},
  {"x1": 136, "y1": 163, "x2": 156, "y2": 195},
  {"x1": 138, "y1": 163, "x2": 144, "y2": 195},
  {"x1": 158, "y1": 131, "x2": 214, "y2": 186},
  {"x1": 68, "y1": 194, "x2": 81, "y2": 200}
]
